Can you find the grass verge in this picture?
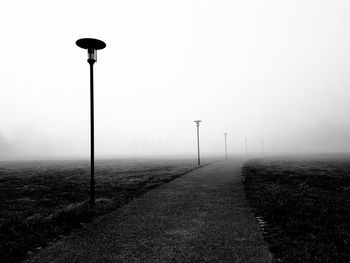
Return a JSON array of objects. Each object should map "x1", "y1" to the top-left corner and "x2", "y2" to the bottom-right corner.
[{"x1": 242, "y1": 157, "x2": 350, "y2": 262}]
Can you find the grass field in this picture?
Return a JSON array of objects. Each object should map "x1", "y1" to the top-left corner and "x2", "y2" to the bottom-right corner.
[
  {"x1": 242, "y1": 156, "x2": 350, "y2": 262},
  {"x1": 0, "y1": 158, "x2": 198, "y2": 263}
]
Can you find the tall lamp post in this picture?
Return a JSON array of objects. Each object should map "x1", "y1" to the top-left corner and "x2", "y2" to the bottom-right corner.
[
  {"x1": 194, "y1": 120, "x2": 202, "y2": 165},
  {"x1": 224, "y1": 132, "x2": 228, "y2": 160},
  {"x1": 76, "y1": 38, "x2": 106, "y2": 207}
]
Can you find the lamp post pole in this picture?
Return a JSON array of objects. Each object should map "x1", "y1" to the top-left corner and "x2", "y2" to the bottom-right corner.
[
  {"x1": 262, "y1": 139, "x2": 265, "y2": 156},
  {"x1": 194, "y1": 120, "x2": 202, "y2": 165},
  {"x1": 76, "y1": 38, "x2": 106, "y2": 207},
  {"x1": 89, "y1": 58, "x2": 95, "y2": 206},
  {"x1": 224, "y1": 132, "x2": 228, "y2": 160}
]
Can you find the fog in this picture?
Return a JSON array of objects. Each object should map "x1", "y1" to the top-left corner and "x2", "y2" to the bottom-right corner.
[{"x1": 1, "y1": 0, "x2": 350, "y2": 160}]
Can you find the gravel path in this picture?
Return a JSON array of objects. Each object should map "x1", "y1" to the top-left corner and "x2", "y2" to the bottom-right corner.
[{"x1": 27, "y1": 159, "x2": 272, "y2": 262}]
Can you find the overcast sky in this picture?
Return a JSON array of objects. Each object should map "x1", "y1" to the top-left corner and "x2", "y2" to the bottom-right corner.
[{"x1": 1, "y1": 0, "x2": 350, "y2": 159}]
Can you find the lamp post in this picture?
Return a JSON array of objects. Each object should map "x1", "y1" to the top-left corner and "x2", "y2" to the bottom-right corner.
[
  {"x1": 194, "y1": 120, "x2": 202, "y2": 165},
  {"x1": 76, "y1": 38, "x2": 106, "y2": 207},
  {"x1": 262, "y1": 138, "x2": 265, "y2": 156},
  {"x1": 224, "y1": 132, "x2": 228, "y2": 160},
  {"x1": 245, "y1": 137, "x2": 248, "y2": 157}
]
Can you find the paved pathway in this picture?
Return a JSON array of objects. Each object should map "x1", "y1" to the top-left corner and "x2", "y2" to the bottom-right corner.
[{"x1": 28, "y1": 159, "x2": 272, "y2": 262}]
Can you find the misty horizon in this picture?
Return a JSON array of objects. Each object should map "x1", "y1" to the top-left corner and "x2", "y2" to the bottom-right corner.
[{"x1": 1, "y1": 1, "x2": 350, "y2": 160}]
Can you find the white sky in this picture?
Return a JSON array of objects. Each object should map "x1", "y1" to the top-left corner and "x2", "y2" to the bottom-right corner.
[{"x1": 1, "y1": 0, "x2": 350, "y2": 159}]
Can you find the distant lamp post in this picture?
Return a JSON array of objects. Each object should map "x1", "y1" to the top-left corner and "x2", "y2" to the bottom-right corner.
[
  {"x1": 224, "y1": 132, "x2": 228, "y2": 160},
  {"x1": 245, "y1": 137, "x2": 248, "y2": 157},
  {"x1": 76, "y1": 38, "x2": 106, "y2": 207},
  {"x1": 262, "y1": 139, "x2": 265, "y2": 156},
  {"x1": 194, "y1": 120, "x2": 202, "y2": 165}
]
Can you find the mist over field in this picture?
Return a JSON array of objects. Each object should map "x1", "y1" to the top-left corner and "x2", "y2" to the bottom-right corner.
[{"x1": 1, "y1": 0, "x2": 350, "y2": 159}]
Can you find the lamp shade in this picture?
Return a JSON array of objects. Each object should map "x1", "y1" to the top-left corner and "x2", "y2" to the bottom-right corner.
[{"x1": 76, "y1": 38, "x2": 106, "y2": 50}]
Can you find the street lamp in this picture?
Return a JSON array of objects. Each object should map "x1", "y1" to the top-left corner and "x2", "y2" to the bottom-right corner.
[
  {"x1": 224, "y1": 132, "x2": 228, "y2": 160},
  {"x1": 262, "y1": 138, "x2": 265, "y2": 156},
  {"x1": 194, "y1": 120, "x2": 202, "y2": 165},
  {"x1": 76, "y1": 38, "x2": 106, "y2": 207}
]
